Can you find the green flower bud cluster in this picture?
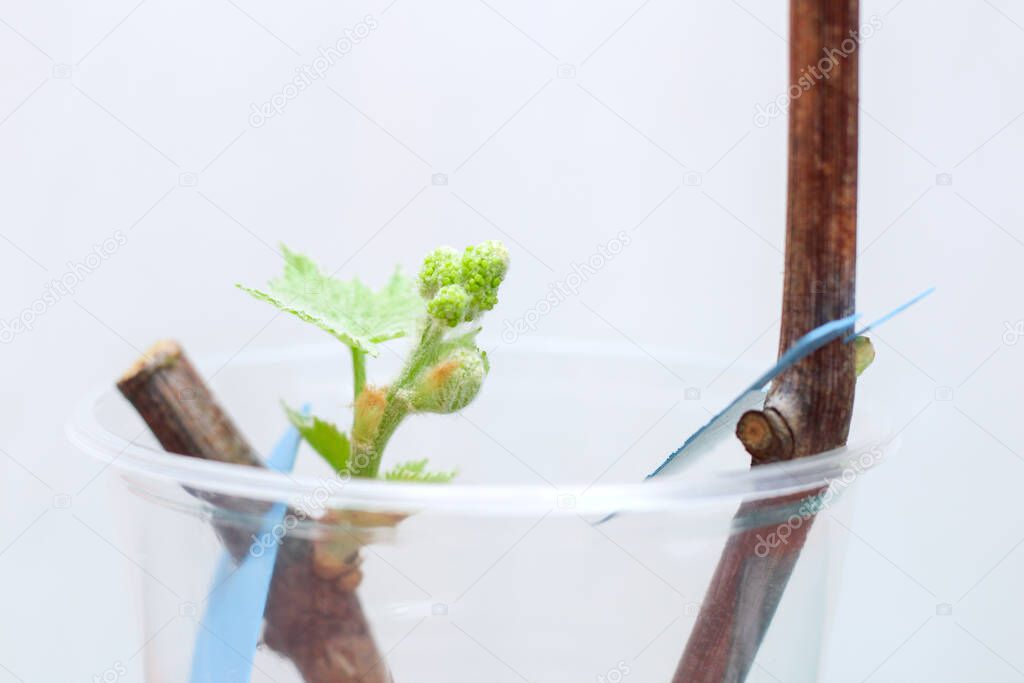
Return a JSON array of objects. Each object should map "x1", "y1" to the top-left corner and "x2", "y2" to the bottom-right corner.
[
  {"x1": 410, "y1": 347, "x2": 488, "y2": 413},
  {"x1": 428, "y1": 284, "x2": 472, "y2": 327},
  {"x1": 419, "y1": 241, "x2": 510, "y2": 327}
]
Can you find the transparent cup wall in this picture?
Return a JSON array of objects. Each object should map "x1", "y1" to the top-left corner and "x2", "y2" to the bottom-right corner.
[{"x1": 72, "y1": 343, "x2": 890, "y2": 682}]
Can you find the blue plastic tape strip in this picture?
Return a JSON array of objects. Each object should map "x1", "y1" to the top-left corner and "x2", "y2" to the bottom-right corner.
[
  {"x1": 846, "y1": 287, "x2": 935, "y2": 341},
  {"x1": 189, "y1": 407, "x2": 306, "y2": 683},
  {"x1": 646, "y1": 313, "x2": 860, "y2": 480},
  {"x1": 645, "y1": 288, "x2": 935, "y2": 483},
  {"x1": 594, "y1": 313, "x2": 861, "y2": 525}
]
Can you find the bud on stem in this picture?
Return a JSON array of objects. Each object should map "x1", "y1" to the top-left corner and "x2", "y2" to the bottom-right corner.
[
  {"x1": 352, "y1": 386, "x2": 387, "y2": 447},
  {"x1": 410, "y1": 348, "x2": 487, "y2": 414}
]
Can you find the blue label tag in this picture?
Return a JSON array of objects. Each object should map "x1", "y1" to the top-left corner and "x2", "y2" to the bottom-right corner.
[
  {"x1": 189, "y1": 407, "x2": 307, "y2": 683},
  {"x1": 597, "y1": 288, "x2": 933, "y2": 525}
]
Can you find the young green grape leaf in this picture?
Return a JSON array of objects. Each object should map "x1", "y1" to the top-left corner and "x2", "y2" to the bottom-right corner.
[
  {"x1": 239, "y1": 246, "x2": 424, "y2": 356},
  {"x1": 383, "y1": 459, "x2": 457, "y2": 484},
  {"x1": 283, "y1": 404, "x2": 351, "y2": 473}
]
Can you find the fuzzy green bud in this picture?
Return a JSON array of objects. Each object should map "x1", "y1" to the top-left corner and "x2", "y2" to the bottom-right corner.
[
  {"x1": 352, "y1": 385, "x2": 388, "y2": 446},
  {"x1": 854, "y1": 336, "x2": 875, "y2": 376},
  {"x1": 418, "y1": 247, "x2": 461, "y2": 299},
  {"x1": 427, "y1": 284, "x2": 471, "y2": 327},
  {"x1": 460, "y1": 240, "x2": 509, "y2": 316},
  {"x1": 410, "y1": 347, "x2": 487, "y2": 413}
]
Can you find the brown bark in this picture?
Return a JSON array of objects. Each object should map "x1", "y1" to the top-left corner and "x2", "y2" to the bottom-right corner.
[
  {"x1": 739, "y1": 0, "x2": 859, "y2": 463},
  {"x1": 263, "y1": 526, "x2": 390, "y2": 683},
  {"x1": 674, "y1": 493, "x2": 818, "y2": 682},
  {"x1": 673, "y1": 1, "x2": 860, "y2": 680},
  {"x1": 117, "y1": 341, "x2": 389, "y2": 683}
]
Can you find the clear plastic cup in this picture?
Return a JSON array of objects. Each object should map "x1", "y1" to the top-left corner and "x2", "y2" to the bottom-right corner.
[{"x1": 68, "y1": 340, "x2": 895, "y2": 683}]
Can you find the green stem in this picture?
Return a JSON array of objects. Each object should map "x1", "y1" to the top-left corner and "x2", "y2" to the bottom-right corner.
[
  {"x1": 387, "y1": 320, "x2": 445, "y2": 400},
  {"x1": 351, "y1": 347, "x2": 366, "y2": 400},
  {"x1": 362, "y1": 402, "x2": 409, "y2": 478},
  {"x1": 352, "y1": 320, "x2": 446, "y2": 478}
]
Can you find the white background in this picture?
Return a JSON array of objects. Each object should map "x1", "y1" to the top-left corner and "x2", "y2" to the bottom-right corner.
[{"x1": 1, "y1": 0, "x2": 1023, "y2": 681}]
